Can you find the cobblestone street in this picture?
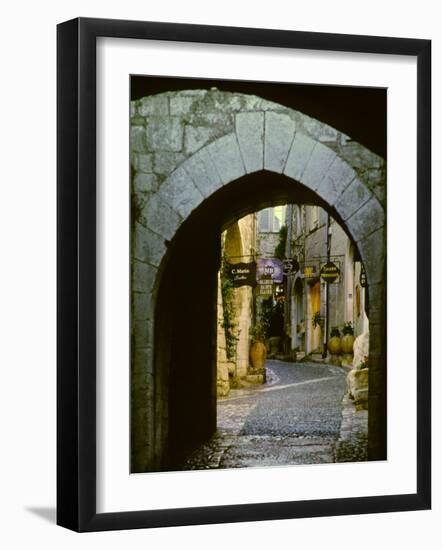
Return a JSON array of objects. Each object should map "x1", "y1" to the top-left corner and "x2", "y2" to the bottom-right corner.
[{"x1": 182, "y1": 360, "x2": 368, "y2": 470}]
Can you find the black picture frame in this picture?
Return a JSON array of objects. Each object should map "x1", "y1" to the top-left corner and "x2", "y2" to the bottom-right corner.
[{"x1": 57, "y1": 17, "x2": 431, "y2": 532}]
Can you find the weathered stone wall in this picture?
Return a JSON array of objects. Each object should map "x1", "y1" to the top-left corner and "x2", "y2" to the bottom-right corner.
[
  {"x1": 290, "y1": 205, "x2": 368, "y2": 356},
  {"x1": 328, "y1": 218, "x2": 352, "y2": 330},
  {"x1": 257, "y1": 231, "x2": 280, "y2": 257},
  {"x1": 216, "y1": 274, "x2": 232, "y2": 397},
  {"x1": 217, "y1": 215, "x2": 256, "y2": 396},
  {"x1": 130, "y1": 88, "x2": 387, "y2": 470}
]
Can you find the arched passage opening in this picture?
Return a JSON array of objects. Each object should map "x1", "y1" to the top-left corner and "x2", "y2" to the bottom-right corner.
[
  {"x1": 130, "y1": 89, "x2": 386, "y2": 473},
  {"x1": 134, "y1": 171, "x2": 384, "y2": 471}
]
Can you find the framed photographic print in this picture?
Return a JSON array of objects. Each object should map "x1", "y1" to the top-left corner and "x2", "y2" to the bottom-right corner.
[{"x1": 57, "y1": 17, "x2": 431, "y2": 531}]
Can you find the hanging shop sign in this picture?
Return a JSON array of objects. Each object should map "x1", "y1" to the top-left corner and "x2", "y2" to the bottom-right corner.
[
  {"x1": 360, "y1": 265, "x2": 367, "y2": 288},
  {"x1": 257, "y1": 258, "x2": 284, "y2": 283},
  {"x1": 320, "y1": 261, "x2": 340, "y2": 283},
  {"x1": 282, "y1": 257, "x2": 300, "y2": 275},
  {"x1": 226, "y1": 261, "x2": 256, "y2": 287},
  {"x1": 258, "y1": 281, "x2": 273, "y2": 296},
  {"x1": 257, "y1": 274, "x2": 273, "y2": 296},
  {"x1": 302, "y1": 264, "x2": 317, "y2": 278}
]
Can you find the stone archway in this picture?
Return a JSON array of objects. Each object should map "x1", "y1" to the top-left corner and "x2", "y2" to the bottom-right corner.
[{"x1": 130, "y1": 90, "x2": 386, "y2": 472}]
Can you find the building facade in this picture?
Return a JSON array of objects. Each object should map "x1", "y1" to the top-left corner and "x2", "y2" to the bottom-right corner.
[
  {"x1": 216, "y1": 214, "x2": 258, "y2": 396},
  {"x1": 285, "y1": 204, "x2": 369, "y2": 362}
]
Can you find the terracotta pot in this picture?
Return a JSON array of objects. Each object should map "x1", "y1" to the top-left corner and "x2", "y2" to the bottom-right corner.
[
  {"x1": 341, "y1": 333, "x2": 355, "y2": 354},
  {"x1": 250, "y1": 341, "x2": 267, "y2": 370},
  {"x1": 328, "y1": 336, "x2": 342, "y2": 355}
]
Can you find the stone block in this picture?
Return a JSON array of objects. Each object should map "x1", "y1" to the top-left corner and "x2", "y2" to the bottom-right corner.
[
  {"x1": 334, "y1": 177, "x2": 373, "y2": 221},
  {"x1": 245, "y1": 374, "x2": 265, "y2": 385},
  {"x1": 346, "y1": 195, "x2": 385, "y2": 242},
  {"x1": 366, "y1": 354, "x2": 384, "y2": 405},
  {"x1": 372, "y1": 186, "x2": 386, "y2": 207},
  {"x1": 133, "y1": 173, "x2": 158, "y2": 194},
  {"x1": 184, "y1": 125, "x2": 215, "y2": 154},
  {"x1": 132, "y1": 370, "x2": 154, "y2": 407},
  {"x1": 158, "y1": 165, "x2": 204, "y2": 219},
  {"x1": 132, "y1": 260, "x2": 157, "y2": 293},
  {"x1": 139, "y1": 193, "x2": 182, "y2": 241},
  {"x1": 367, "y1": 283, "x2": 386, "y2": 325},
  {"x1": 356, "y1": 226, "x2": 386, "y2": 285},
  {"x1": 340, "y1": 141, "x2": 383, "y2": 171},
  {"x1": 133, "y1": 292, "x2": 153, "y2": 321},
  {"x1": 132, "y1": 346, "x2": 154, "y2": 376},
  {"x1": 153, "y1": 152, "x2": 185, "y2": 177},
  {"x1": 347, "y1": 367, "x2": 369, "y2": 408},
  {"x1": 132, "y1": 320, "x2": 153, "y2": 349},
  {"x1": 301, "y1": 143, "x2": 337, "y2": 191},
  {"x1": 297, "y1": 112, "x2": 339, "y2": 143},
  {"x1": 352, "y1": 331, "x2": 369, "y2": 370},
  {"x1": 235, "y1": 112, "x2": 264, "y2": 173},
  {"x1": 131, "y1": 126, "x2": 146, "y2": 153},
  {"x1": 131, "y1": 406, "x2": 150, "y2": 446},
  {"x1": 181, "y1": 89, "x2": 208, "y2": 97},
  {"x1": 184, "y1": 112, "x2": 233, "y2": 138},
  {"x1": 169, "y1": 95, "x2": 195, "y2": 115},
  {"x1": 132, "y1": 389, "x2": 151, "y2": 411},
  {"x1": 239, "y1": 94, "x2": 284, "y2": 112},
  {"x1": 217, "y1": 380, "x2": 230, "y2": 397},
  {"x1": 146, "y1": 117, "x2": 183, "y2": 152},
  {"x1": 183, "y1": 147, "x2": 223, "y2": 197},
  {"x1": 133, "y1": 222, "x2": 167, "y2": 267},
  {"x1": 315, "y1": 156, "x2": 356, "y2": 206},
  {"x1": 217, "y1": 363, "x2": 229, "y2": 382},
  {"x1": 205, "y1": 134, "x2": 246, "y2": 185},
  {"x1": 138, "y1": 95, "x2": 169, "y2": 117},
  {"x1": 264, "y1": 112, "x2": 296, "y2": 173},
  {"x1": 133, "y1": 153, "x2": 153, "y2": 173},
  {"x1": 283, "y1": 132, "x2": 317, "y2": 182}
]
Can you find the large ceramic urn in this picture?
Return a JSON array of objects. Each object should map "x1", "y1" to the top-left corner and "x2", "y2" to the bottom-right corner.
[
  {"x1": 327, "y1": 335, "x2": 342, "y2": 355},
  {"x1": 341, "y1": 333, "x2": 355, "y2": 354},
  {"x1": 250, "y1": 341, "x2": 267, "y2": 370}
]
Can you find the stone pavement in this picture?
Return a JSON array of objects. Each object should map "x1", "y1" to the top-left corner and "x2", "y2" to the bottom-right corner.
[
  {"x1": 180, "y1": 360, "x2": 367, "y2": 470},
  {"x1": 334, "y1": 395, "x2": 368, "y2": 462}
]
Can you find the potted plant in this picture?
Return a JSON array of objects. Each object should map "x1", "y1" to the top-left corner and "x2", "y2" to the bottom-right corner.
[
  {"x1": 249, "y1": 322, "x2": 268, "y2": 370},
  {"x1": 341, "y1": 322, "x2": 355, "y2": 354},
  {"x1": 328, "y1": 326, "x2": 342, "y2": 355}
]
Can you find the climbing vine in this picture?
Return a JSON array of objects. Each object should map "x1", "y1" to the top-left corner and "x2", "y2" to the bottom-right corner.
[
  {"x1": 220, "y1": 253, "x2": 240, "y2": 361},
  {"x1": 274, "y1": 224, "x2": 288, "y2": 260}
]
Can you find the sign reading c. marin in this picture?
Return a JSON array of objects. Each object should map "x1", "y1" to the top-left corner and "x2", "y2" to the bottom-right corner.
[{"x1": 226, "y1": 262, "x2": 257, "y2": 287}]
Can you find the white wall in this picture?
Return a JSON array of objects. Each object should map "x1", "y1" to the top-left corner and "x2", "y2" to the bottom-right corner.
[{"x1": 0, "y1": 1, "x2": 440, "y2": 548}]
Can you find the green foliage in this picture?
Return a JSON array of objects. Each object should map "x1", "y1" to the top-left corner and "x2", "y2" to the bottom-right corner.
[
  {"x1": 260, "y1": 297, "x2": 273, "y2": 329},
  {"x1": 330, "y1": 326, "x2": 341, "y2": 338},
  {"x1": 274, "y1": 225, "x2": 288, "y2": 260},
  {"x1": 250, "y1": 296, "x2": 273, "y2": 342},
  {"x1": 342, "y1": 322, "x2": 354, "y2": 336},
  {"x1": 249, "y1": 322, "x2": 267, "y2": 343},
  {"x1": 220, "y1": 253, "x2": 240, "y2": 361}
]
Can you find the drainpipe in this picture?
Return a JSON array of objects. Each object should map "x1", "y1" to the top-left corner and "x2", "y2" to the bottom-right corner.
[{"x1": 322, "y1": 213, "x2": 330, "y2": 358}]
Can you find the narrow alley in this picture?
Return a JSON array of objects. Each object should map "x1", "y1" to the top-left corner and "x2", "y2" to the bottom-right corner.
[{"x1": 182, "y1": 360, "x2": 367, "y2": 470}]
